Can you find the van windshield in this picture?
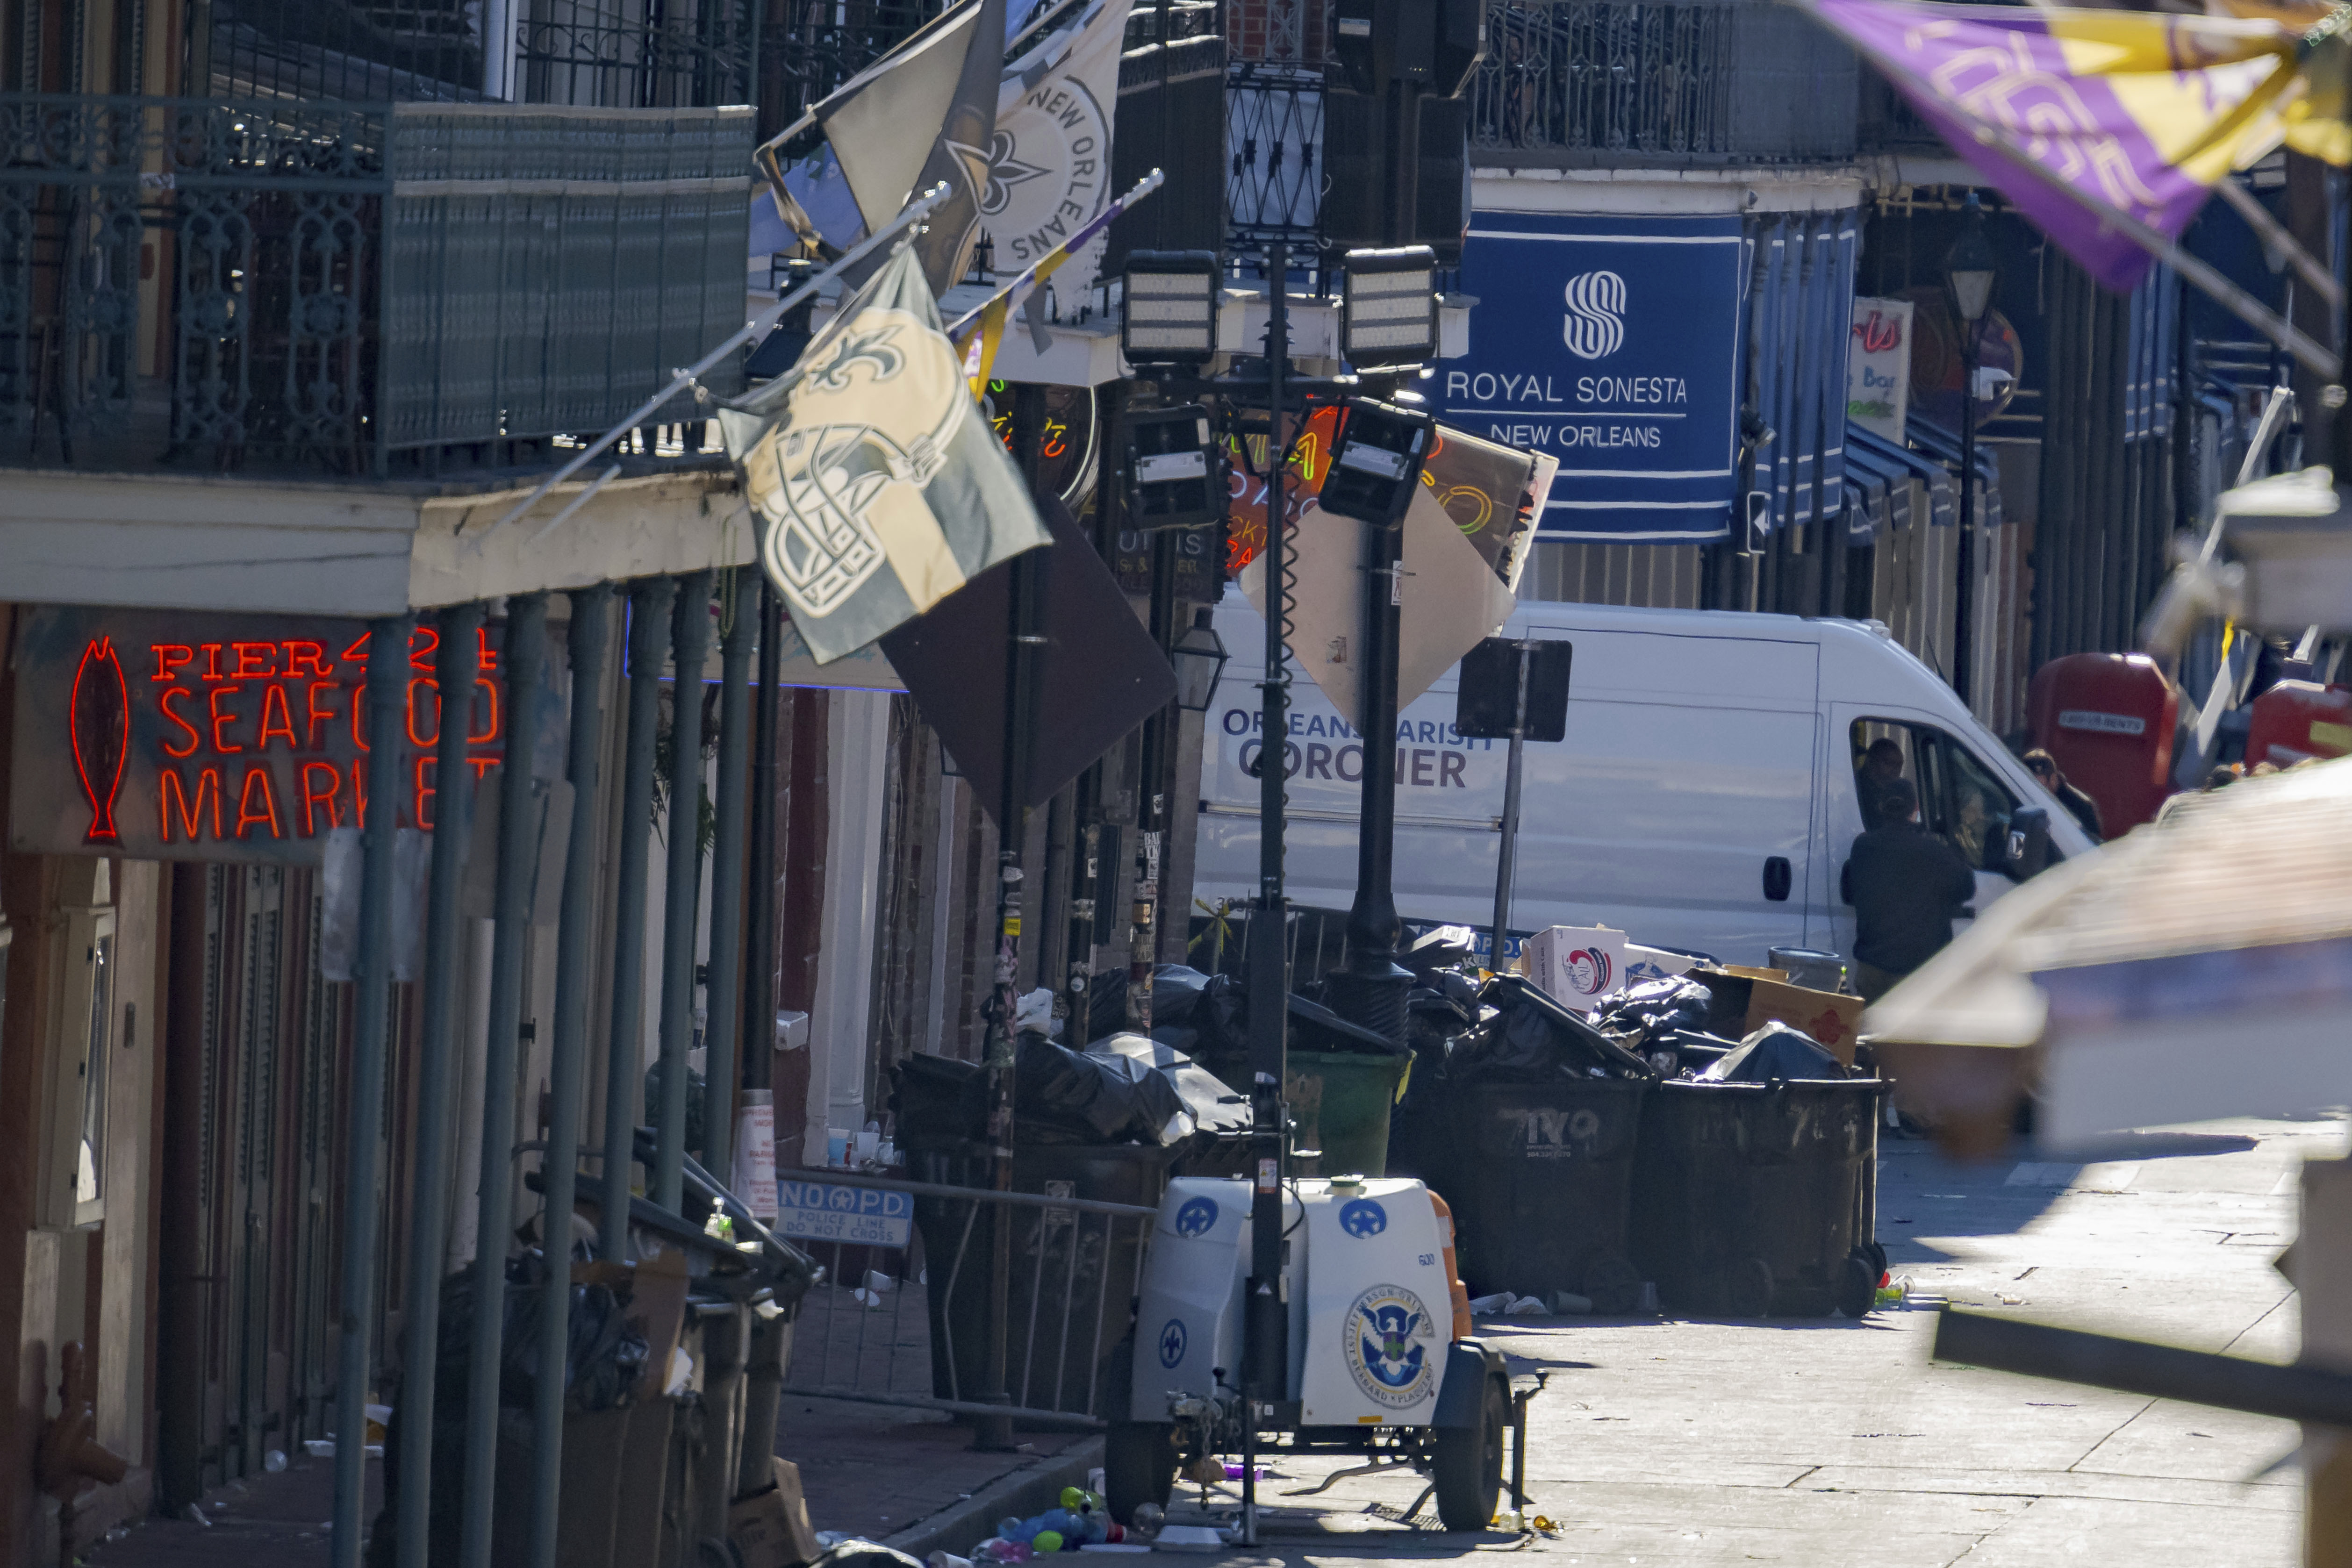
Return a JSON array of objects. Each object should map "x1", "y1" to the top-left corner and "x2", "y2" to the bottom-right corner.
[{"x1": 1848, "y1": 720, "x2": 2023, "y2": 873}]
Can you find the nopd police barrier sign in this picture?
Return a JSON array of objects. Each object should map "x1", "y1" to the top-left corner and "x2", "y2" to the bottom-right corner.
[
  {"x1": 1442, "y1": 212, "x2": 1744, "y2": 542},
  {"x1": 775, "y1": 1179, "x2": 913, "y2": 1248}
]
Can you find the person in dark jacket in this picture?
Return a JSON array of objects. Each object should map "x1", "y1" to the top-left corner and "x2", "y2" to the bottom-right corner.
[
  {"x1": 1841, "y1": 778, "x2": 1978, "y2": 1002},
  {"x1": 2023, "y1": 748, "x2": 2102, "y2": 842},
  {"x1": 1856, "y1": 737, "x2": 1908, "y2": 828}
]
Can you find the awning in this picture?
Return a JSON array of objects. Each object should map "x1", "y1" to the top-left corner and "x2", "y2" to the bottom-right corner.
[{"x1": 1864, "y1": 755, "x2": 2352, "y2": 1150}]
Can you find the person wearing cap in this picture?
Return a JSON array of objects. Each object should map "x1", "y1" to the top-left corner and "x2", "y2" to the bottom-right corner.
[
  {"x1": 2022, "y1": 748, "x2": 2101, "y2": 842},
  {"x1": 1841, "y1": 777, "x2": 1977, "y2": 1002}
]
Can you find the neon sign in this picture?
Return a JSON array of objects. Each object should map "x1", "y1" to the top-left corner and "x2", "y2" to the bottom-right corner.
[{"x1": 11, "y1": 608, "x2": 510, "y2": 865}]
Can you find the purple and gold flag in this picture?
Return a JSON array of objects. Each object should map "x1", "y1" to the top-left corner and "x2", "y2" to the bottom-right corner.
[{"x1": 1803, "y1": 0, "x2": 2345, "y2": 289}]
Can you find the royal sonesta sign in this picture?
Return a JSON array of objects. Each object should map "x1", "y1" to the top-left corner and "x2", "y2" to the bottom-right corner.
[
  {"x1": 1441, "y1": 211, "x2": 1744, "y2": 542},
  {"x1": 11, "y1": 606, "x2": 508, "y2": 864}
]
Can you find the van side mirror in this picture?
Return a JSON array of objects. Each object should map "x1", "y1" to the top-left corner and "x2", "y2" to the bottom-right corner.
[{"x1": 2005, "y1": 805, "x2": 2051, "y2": 880}]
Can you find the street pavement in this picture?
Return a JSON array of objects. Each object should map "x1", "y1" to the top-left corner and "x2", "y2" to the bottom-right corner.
[{"x1": 1172, "y1": 1114, "x2": 2333, "y2": 1568}]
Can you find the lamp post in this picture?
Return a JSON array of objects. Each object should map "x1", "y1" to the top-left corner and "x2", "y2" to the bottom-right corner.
[
  {"x1": 1944, "y1": 193, "x2": 1998, "y2": 710},
  {"x1": 1329, "y1": 246, "x2": 1441, "y2": 1046}
]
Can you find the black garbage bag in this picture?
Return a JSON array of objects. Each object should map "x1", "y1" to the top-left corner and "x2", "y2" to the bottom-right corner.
[
  {"x1": 890, "y1": 1053, "x2": 990, "y2": 1148},
  {"x1": 1018, "y1": 1033, "x2": 1189, "y2": 1145},
  {"x1": 1592, "y1": 975, "x2": 1714, "y2": 1050},
  {"x1": 1450, "y1": 974, "x2": 1655, "y2": 1083},
  {"x1": 1404, "y1": 924, "x2": 1481, "y2": 984},
  {"x1": 1701, "y1": 1019, "x2": 1850, "y2": 1083},
  {"x1": 1289, "y1": 992, "x2": 1412, "y2": 1056},
  {"x1": 1152, "y1": 964, "x2": 1248, "y2": 1052},
  {"x1": 1087, "y1": 1031, "x2": 1252, "y2": 1138}
]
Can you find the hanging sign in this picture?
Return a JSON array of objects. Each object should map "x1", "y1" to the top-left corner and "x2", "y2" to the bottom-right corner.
[
  {"x1": 1441, "y1": 212, "x2": 1744, "y2": 542},
  {"x1": 9, "y1": 606, "x2": 507, "y2": 864},
  {"x1": 1847, "y1": 296, "x2": 1914, "y2": 442}
]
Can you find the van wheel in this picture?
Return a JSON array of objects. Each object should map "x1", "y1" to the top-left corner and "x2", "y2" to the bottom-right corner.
[
  {"x1": 1432, "y1": 1374, "x2": 1506, "y2": 1531},
  {"x1": 1104, "y1": 1422, "x2": 1177, "y2": 1525}
]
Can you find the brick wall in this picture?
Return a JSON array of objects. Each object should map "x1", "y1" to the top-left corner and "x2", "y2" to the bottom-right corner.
[{"x1": 1226, "y1": 0, "x2": 1331, "y2": 64}]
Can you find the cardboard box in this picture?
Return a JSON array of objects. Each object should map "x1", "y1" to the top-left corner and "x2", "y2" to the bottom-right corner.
[
  {"x1": 1521, "y1": 925, "x2": 1629, "y2": 1012},
  {"x1": 1743, "y1": 979, "x2": 1865, "y2": 1068},
  {"x1": 1621, "y1": 943, "x2": 1699, "y2": 983},
  {"x1": 732, "y1": 1458, "x2": 822, "y2": 1568}
]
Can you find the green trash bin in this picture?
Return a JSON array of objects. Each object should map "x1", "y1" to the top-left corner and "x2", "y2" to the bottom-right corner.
[{"x1": 1287, "y1": 1049, "x2": 1411, "y2": 1176}]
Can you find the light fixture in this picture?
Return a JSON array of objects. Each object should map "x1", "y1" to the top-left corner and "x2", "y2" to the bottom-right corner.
[
  {"x1": 1120, "y1": 251, "x2": 1220, "y2": 367},
  {"x1": 1943, "y1": 193, "x2": 1998, "y2": 325},
  {"x1": 1169, "y1": 607, "x2": 1230, "y2": 713},
  {"x1": 1125, "y1": 403, "x2": 1222, "y2": 530},
  {"x1": 1341, "y1": 245, "x2": 1439, "y2": 373},
  {"x1": 1319, "y1": 396, "x2": 1436, "y2": 526}
]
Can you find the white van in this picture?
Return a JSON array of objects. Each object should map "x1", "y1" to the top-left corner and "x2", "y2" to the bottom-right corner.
[{"x1": 1193, "y1": 601, "x2": 2096, "y2": 969}]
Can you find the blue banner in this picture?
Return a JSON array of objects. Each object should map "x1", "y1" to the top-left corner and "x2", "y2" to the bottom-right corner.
[{"x1": 1441, "y1": 213, "x2": 1745, "y2": 542}]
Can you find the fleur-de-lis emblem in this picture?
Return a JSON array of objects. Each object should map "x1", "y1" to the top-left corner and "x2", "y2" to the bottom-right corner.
[{"x1": 810, "y1": 325, "x2": 906, "y2": 392}]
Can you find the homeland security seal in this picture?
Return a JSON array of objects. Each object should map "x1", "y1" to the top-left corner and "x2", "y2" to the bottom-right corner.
[
  {"x1": 1345, "y1": 1284, "x2": 1438, "y2": 1409},
  {"x1": 740, "y1": 308, "x2": 966, "y2": 621}
]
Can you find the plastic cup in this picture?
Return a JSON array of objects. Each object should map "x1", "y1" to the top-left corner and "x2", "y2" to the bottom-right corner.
[{"x1": 826, "y1": 1128, "x2": 850, "y2": 1167}]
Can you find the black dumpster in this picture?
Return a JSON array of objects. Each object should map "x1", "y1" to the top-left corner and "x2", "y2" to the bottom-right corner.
[
  {"x1": 905, "y1": 1140, "x2": 1171, "y2": 1417},
  {"x1": 1437, "y1": 1078, "x2": 1649, "y2": 1312},
  {"x1": 1630, "y1": 1078, "x2": 1886, "y2": 1319}
]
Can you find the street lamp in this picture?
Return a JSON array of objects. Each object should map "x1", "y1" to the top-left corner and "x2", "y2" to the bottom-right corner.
[
  {"x1": 1944, "y1": 192, "x2": 1997, "y2": 710},
  {"x1": 1169, "y1": 607, "x2": 1230, "y2": 712},
  {"x1": 1341, "y1": 245, "x2": 1440, "y2": 372},
  {"x1": 1320, "y1": 396, "x2": 1436, "y2": 526},
  {"x1": 1121, "y1": 251, "x2": 1221, "y2": 367},
  {"x1": 1125, "y1": 403, "x2": 1221, "y2": 530}
]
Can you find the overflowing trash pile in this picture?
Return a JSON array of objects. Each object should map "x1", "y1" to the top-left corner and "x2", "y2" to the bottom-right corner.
[{"x1": 1381, "y1": 925, "x2": 1882, "y2": 1320}]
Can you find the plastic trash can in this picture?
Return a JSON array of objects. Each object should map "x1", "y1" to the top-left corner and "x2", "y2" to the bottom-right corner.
[
  {"x1": 1428, "y1": 1077, "x2": 1648, "y2": 1313},
  {"x1": 1629, "y1": 1078, "x2": 1886, "y2": 1318},
  {"x1": 1286, "y1": 1048, "x2": 1411, "y2": 1177}
]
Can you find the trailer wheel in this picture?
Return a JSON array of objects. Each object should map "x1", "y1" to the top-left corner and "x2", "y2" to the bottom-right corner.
[
  {"x1": 1104, "y1": 1422, "x2": 1178, "y2": 1524},
  {"x1": 1433, "y1": 1374, "x2": 1506, "y2": 1531}
]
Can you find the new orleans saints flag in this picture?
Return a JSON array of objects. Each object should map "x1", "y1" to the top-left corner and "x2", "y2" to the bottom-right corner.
[
  {"x1": 717, "y1": 245, "x2": 1052, "y2": 664},
  {"x1": 754, "y1": 0, "x2": 1004, "y2": 296}
]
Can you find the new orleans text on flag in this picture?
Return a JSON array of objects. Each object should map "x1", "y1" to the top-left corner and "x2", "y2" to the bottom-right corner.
[
  {"x1": 1799, "y1": 0, "x2": 2349, "y2": 289},
  {"x1": 717, "y1": 246, "x2": 1052, "y2": 664}
]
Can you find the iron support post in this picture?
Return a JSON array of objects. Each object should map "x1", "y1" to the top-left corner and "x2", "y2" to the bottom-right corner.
[
  {"x1": 1241, "y1": 237, "x2": 1297, "y2": 1549},
  {"x1": 656, "y1": 569, "x2": 716, "y2": 1212},
  {"x1": 528, "y1": 584, "x2": 613, "y2": 1568},
  {"x1": 1955, "y1": 324, "x2": 1979, "y2": 708},
  {"x1": 601, "y1": 576, "x2": 676, "y2": 1258},
  {"x1": 460, "y1": 593, "x2": 551, "y2": 1568},
  {"x1": 704, "y1": 572, "x2": 760, "y2": 1184},
  {"x1": 979, "y1": 383, "x2": 1050, "y2": 1453},
  {"x1": 745, "y1": 582, "x2": 782, "y2": 1097},
  {"x1": 330, "y1": 613, "x2": 413, "y2": 1568},
  {"x1": 394, "y1": 601, "x2": 484, "y2": 1568}
]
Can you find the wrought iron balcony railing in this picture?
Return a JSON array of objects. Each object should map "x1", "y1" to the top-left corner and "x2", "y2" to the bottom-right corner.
[
  {"x1": 1469, "y1": 0, "x2": 1857, "y2": 165},
  {"x1": 0, "y1": 94, "x2": 750, "y2": 477}
]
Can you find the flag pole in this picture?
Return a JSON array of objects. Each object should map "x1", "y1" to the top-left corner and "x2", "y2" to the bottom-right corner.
[
  {"x1": 477, "y1": 180, "x2": 954, "y2": 539},
  {"x1": 945, "y1": 168, "x2": 1167, "y2": 343},
  {"x1": 2211, "y1": 175, "x2": 2345, "y2": 310},
  {"x1": 1782, "y1": 0, "x2": 2341, "y2": 378}
]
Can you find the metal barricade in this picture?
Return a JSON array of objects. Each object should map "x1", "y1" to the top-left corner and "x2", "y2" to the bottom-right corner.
[{"x1": 775, "y1": 1169, "x2": 1161, "y2": 1428}]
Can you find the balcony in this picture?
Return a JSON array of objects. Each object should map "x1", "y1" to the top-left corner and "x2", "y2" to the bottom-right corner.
[
  {"x1": 1469, "y1": 0, "x2": 1857, "y2": 166},
  {"x1": 0, "y1": 94, "x2": 752, "y2": 479}
]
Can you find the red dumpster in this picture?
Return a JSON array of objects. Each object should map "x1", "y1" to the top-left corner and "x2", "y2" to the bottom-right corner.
[
  {"x1": 2243, "y1": 680, "x2": 2352, "y2": 769},
  {"x1": 2026, "y1": 653, "x2": 2179, "y2": 834}
]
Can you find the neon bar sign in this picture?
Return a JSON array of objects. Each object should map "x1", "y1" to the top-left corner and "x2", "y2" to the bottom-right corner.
[{"x1": 13, "y1": 607, "x2": 509, "y2": 865}]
